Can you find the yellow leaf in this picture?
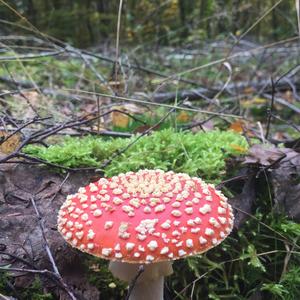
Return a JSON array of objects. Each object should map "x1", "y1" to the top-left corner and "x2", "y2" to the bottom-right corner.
[
  {"x1": 240, "y1": 97, "x2": 267, "y2": 108},
  {"x1": 176, "y1": 111, "x2": 190, "y2": 122},
  {"x1": 252, "y1": 97, "x2": 267, "y2": 104},
  {"x1": 0, "y1": 130, "x2": 21, "y2": 154},
  {"x1": 112, "y1": 111, "x2": 129, "y2": 128},
  {"x1": 230, "y1": 144, "x2": 247, "y2": 153}
]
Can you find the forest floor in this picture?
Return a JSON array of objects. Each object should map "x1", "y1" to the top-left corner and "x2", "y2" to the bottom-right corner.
[{"x1": 0, "y1": 36, "x2": 300, "y2": 300}]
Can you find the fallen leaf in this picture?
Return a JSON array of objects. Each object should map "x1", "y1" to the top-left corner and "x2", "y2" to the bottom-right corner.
[
  {"x1": 112, "y1": 111, "x2": 130, "y2": 128},
  {"x1": 176, "y1": 111, "x2": 190, "y2": 122},
  {"x1": 243, "y1": 87, "x2": 255, "y2": 94},
  {"x1": 271, "y1": 148, "x2": 300, "y2": 221},
  {"x1": 244, "y1": 144, "x2": 287, "y2": 166},
  {"x1": 229, "y1": 173, "x2": 256, "y2": 229},
  {"x1": 252, "y1": 97, "x2": 267, "y2": 104},
  {"x1": 134, "y1": 124, "x2": 160, "y2": 133},
  {"x1": 229, "y1": 120, "x2": 244, "y2": 133},
  {"x1": 0, "y1": 131, "x2": 21, "y2": 154},
  {"x1": 230, "y1": 144, "x2": 247, "y2": 153},
  {"x1": 240, "y1": 97, "x2": 267, "y2": 108}
]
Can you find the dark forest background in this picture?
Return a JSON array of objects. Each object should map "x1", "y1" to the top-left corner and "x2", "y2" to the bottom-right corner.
[{"x1": 0, "y1": 0, "x2": 297, "y2": 47}]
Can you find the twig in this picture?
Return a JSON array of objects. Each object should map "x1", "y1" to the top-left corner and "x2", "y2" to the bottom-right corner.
[
  {"x1": 0, "y1": 75, "x2": 85, "y2": 102},
  {"x1": 65, "y1": 46, "x2": 115, "y2": 95},
  {"x1": 49, "y1": 172, "x2": 70, "y2": 203},
  {"x1": 153, "y1": 78, "x2": 300, "y2": 103},
  {"x1": 257, "y1": 122, "x2": 265, "y2": 144},
  {"x1": 183, "y1": 107, "x2": 228, "y2": 130},
  {"x1": 265, "y1": 78, "x2": 275, "y2": 140},
  {"x1": 0, "y1": 88, "x2": 35, "y2": 97},
  {"x1": 255, "y1": 153, "x2": 287, "y2": 178},
  {"x1": 269, "y1": 113, "x2": 300, "y2": 132},
  {"x1": 0, "y1": 251, "x2": 69, "y2": 293},
  {"x1": 16, "y1": 154, "x2": 100, "y2": 172},
  {"x1": 0, "y1": 266, "x2": 54, "y2": 276},
  {"x1": 211, "y1": 62, "x2": 232, "y2": 103},
  {"x1": 0, "y1": 126, "x2": 132, "y2": 138},
  {"x1": 0, "y1": 251, "x2": 37, "y2": 269},
  {"x1": 125, "y1": 265, "x2": 145, "y2": 300},
  {"x1": 4, "y1": 65, "x2": 40, "y2": 117},
  {"x1": 0, "y1": 265, "x2": 68, "y2": 292},
  {"x1": 262, "y1": 93, "x2": 300, "y2": 114},
  {"x1": 75, "y1": 128, "x2": 132, "y2": 138},
  {"x1": 100, "y1": 103, "x2": 179, "y2": 169},
  {"x1": 216, "y1": 174, "x2": 251, "y2": 189},
  {"x1": 96, "y1": 95, "x2": 100, "y2": 133},
  {"x1": 0, "y1": 50, "x2": 65, "y2": 61},
  {"x1": 81, "y1": 49, "x2": 203, "y2": 87},
  {"x1": 280, "y1": 237, "x2": 299, "y2": 281},
  {"x1": 232, "y1": 206, "x2": 299, "y2": 250},
  {"x1": 114, "y1": 0, "x2": 124, "y2": 85},
  {"x1": 0, "y1": 108, "x2": 138, "y2": 168},
  {"x1": 64, "y1": 89, "x2": 245, "y2": 119},
  {"x1": 30, "y1": 196, "x2": 77, "y2": 300},
  {"x1": 0, "y1": 116, "x2": 51, "y2": 145},
  {"x1": 0, "y1": 110, "x2": 110, "y2": 164}
]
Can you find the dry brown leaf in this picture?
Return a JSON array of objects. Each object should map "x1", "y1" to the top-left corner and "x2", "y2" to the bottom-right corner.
[
  {"x1": 0, "y1": 130, "x2": 22, "y2": 154},
  {"x1": 244, "y1": 144, "x2": 287, "y2": 166},
  {"x1": 229, "y1": 120, "x2": 244, "y2": 133},
  {"x1": 243, "y1": 87, "x2": 255, "y2": 94},
  {"x1": 21, "y1": 91, "x2": 40, "y2": 105}
]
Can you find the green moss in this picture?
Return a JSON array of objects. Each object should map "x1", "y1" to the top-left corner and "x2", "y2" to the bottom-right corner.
[
  {"x1": 85, "y1": 258, "x2": 127, "y2": 299},
  {"x1": 0, "y1": 54, "x2": 109, "y2": 91},
  {"x1": 22, "y1": 277, "x2": 53, "y2": 300},
  {"x1": 168, "y1": 213, "x2": 300, "y2": 300},
  {"x1": 18, "y1": 129, "x2": 300, "y2": 299},
  {"x1": 0, "y1": 274, "x2": 53, "y2": 299},
  {"x1": 23, "y1": 129, "x2": 248, "y2": 181}
]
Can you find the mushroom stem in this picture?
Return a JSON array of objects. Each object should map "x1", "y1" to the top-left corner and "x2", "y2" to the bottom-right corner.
[
  {"x1": 128, "y1": 275, "x2": 164, "y2": 300},
  {"x1": 109, "y1": 261, "x2": 173, "y2": 300}
]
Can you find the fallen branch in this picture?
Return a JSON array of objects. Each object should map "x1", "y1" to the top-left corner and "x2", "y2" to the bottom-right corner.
[
  {"x1": 262, "y1": 93, "x2": 300, "y2": 114},
  {"x1": 99, "y1": 103, "x2": 179, "y2": 170},
  {"x1": 152, "y1": 79, "x2": 300, "y2": 103},
  {"x1": 0, "y1": 75, "x2": 87, "y2": 102},
  {"x1": 0, "y1": 50, "x2": 65, "y2": 61}
]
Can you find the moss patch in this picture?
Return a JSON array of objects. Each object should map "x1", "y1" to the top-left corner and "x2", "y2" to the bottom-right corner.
[{"x1": 24, "y1": 129, "x2": 248, "y2": 181}]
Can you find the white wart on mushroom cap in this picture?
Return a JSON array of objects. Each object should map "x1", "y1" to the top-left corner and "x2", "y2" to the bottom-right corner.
[{"x1": 57, "y1": 169, "x2": 234, "y2": 263}]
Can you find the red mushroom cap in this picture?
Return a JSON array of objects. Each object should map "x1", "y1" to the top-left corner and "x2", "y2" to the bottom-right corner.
[{"x1": 57, "y1": 169, "x2": 234, "y2": 263}]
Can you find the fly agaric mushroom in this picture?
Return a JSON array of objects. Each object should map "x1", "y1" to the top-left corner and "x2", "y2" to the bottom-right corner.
[{"x1": 57, "y1": 169, "x2": 234, "y2": 300}]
